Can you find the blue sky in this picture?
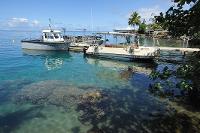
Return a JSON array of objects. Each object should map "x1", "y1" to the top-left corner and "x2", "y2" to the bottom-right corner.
[{"x1": 0, "y1": 0, "x2": 173, "y2": 31}]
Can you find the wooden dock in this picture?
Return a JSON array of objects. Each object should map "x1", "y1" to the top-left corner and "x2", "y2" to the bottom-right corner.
[
  {"x1": 154, "y1": 47, "x2": 200, "y2": 63},
  {"x1": 157, "y1": 47, "x2": 200, "y2": 52}
]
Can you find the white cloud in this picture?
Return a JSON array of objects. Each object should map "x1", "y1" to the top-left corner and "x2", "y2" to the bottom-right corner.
[
  {"x1": 31, "y1": 20, "x2": 40, "y2": 26},
  {"x1": 2, "y1": 17, "x2": 40, "y2": 28},
  {"x1": 137, "y1": 6, "x2": 162, "y2": 22},
  {"x1": 126, "y1": 6, "x2": 163, "y2": 24},
  {"x1": 12, "y1": 18, "x2": 28, "y2": 23},
  {"x1": 8, "y1": 18, "x2": 29, "y2": 27},
  {"x1": 32, "y1": 20, "x2": 39, "y2": 25}
]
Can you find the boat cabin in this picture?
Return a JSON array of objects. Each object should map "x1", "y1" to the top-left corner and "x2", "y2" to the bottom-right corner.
[{"x1": 42, "y1": 30, "x2": 64, "y2": 42}]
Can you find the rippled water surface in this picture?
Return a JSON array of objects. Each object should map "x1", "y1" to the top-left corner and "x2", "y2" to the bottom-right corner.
[{"x1": 0, "y1": 31, "x2": 198, "y2": 133}]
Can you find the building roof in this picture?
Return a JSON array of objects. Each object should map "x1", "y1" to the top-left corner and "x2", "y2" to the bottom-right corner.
[
  {"x1": 96, "y1": 32, "x2": 134, "y2": 36},
  {"x1": 42, "y1": 29, "x2": 62, "y2": 33}
]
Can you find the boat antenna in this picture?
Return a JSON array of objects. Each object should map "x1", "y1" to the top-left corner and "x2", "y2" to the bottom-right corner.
[
  {"x1": 90, "y1": 8, "x2": 94, "y2": 32},
  {"x1": 49, "y1": 18, "x2": 52, "y2": 30},
  {"x1": 62, "y1": 27, "x2": 66, "y2": 35}
]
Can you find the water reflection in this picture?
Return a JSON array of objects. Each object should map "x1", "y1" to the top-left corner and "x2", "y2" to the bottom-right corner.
[
  {"x1": 139, "y1": 36, "x2": 183, "y2": 47},
  {"x1": 85, "y1": 57, "x2": 154, "y2": 75},
  {"x1": 44, "y1": 57, "x2": 63, "y2": 70},
  {"x1": 22, "y1": 49, "x2": 72, "y2": 70}
]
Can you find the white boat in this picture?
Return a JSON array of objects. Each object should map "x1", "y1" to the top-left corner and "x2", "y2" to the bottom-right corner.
[
  {"x1": 85, "y1": 45, "x2": 159, "y2": 61},
  {"x1": 84, "y1": 32, "x2": 160, "y2": 61},
  {"x1": 21, "y1": 29, "x2": 70, "y2": 50}
]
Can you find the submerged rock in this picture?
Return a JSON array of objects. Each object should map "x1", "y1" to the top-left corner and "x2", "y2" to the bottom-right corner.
[
  {"x1": 14, "y1": 80, "x2": 101, "y2": 109},
  {"x1": 81, "y1": 91, "x2": 102, "y2": 102},
  {"x1": 0, "y1": 79, "x2": 32, "y2": 103}
]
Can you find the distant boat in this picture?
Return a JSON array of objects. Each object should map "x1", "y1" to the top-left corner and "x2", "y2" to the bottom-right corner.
[
  {"x1": 21, "y1": 29, "x2": 70, "y2": 51},
  {"x1": 84, "y1": 32, "x2": 160, "y2": 61},
  {"x1": 64, "y1": 35, "x2": 103, "y2": 52}
]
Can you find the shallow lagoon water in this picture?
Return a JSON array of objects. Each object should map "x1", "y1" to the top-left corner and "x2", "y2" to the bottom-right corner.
[{"x1": 0, "y1": 31, "x2": 198, "y2": 133}]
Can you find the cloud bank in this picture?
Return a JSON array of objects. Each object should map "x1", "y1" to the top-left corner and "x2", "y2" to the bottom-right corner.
[
  {"x1": 137, "y1": 6, "x2": 162, "y2": 22},
  {"x1": 126, "y1": 5, "x2": 163, "y2": 24},
  {"x1": 0, "y1": 17, "x2": 41, "y2": 30}
]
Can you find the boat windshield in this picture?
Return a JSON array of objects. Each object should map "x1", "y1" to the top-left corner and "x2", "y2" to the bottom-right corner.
[
  {"x1": 54, "y1": 33, "x2": 60, "y2": 39},
  {"x1": 43, "y1": 31, "x2": 63, "y2": 41},
  {"x1": 48, "y1": 34, "x2": 54, "y2": 39},
  {"x1": 44, "y1": 33, "x2": 48, "y2": 39}
]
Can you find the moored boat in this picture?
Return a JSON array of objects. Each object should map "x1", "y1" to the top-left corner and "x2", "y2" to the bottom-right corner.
[
  {"x1": 84, "y1": 32, "x2": 160, "y2": 61},
  {"x1": 21, "y1": 29, "x2": 70, "y2": 51},
  {"x1": 65, "y1": 35, "x2": 103, "y2": 52},
  {"x1": 85, "y1": 45, "x2": 159, "y2": 61}
]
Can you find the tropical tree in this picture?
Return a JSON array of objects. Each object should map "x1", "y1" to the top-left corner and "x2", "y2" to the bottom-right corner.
[
  {"x1": 128, "y1": 12, "x2": 141, "y2": 30},
  {"x1": 149, "y1": 0, "x2": 200, "y2": 108},
  {"x1": 173, "y1": 0, "x2": 198, "y2": 6},
  {"x1": 138, "y1": 20, "x2": 147, "y2": 34},
  {"x1": 154, "y1": 0, "x2": 200, "y2": 38},
  {"x1": 154, "y1": 12, "x2": 168, "y2": 30}
]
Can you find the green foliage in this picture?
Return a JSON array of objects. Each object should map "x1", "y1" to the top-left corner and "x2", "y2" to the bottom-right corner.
[
  {"x1": 161, "y1": 66, "x2": 173, "y2": 79},
  {"x1": 154, "y1": 0, "x2": 200, "y2": 38},
  {"x1": 149, "y1": 52, "x2": 200, "y2": 107},
  {"x1": 150, "y1": 66, "x2": 173, "y2": 80},
  {"x1": 154, "y1": 12, "x2": 168, "y2": 30},
  {"x1": 150, "y1": 71, "x2": 160, "y2": 80},
  {"x1": 138, "y1": 22, "x2": 147, "y2": 34},
  {"x1": 174, "y1": 0, "x2": 198, "y2": 6},
  {"x1": 150, "y1": 82, "x2": 163, "y2": 91},
  {"x1": 146, "y1": 0, "x2": 200, "y2": 107},
  {"x1": 147, "y1": 22, "x2": 163, "y2": 31},
  {"x1": 177, "y1": 80, "x2": 193, "y2": 91},
  {"x1": 128, "y1": 12, "x2": 141, "y2": 29},
  {"x1": 177, "y1": 64, "x2": 193, "y2": 78}
]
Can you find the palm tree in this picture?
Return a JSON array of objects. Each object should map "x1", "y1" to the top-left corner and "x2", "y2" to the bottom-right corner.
[{"x1": 128, "y1": 12, "x2": 141, "y2": 31}]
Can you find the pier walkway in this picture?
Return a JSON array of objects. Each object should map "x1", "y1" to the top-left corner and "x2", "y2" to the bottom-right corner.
[
  {"x1": 156, "y1": 47, "x2": 200, "y2": 52},
  {"x1": 154, "y1": 47, "x2": 200, "y2": 63}
]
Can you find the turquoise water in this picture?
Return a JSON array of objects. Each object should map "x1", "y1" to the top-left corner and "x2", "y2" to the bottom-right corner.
[{"x1": 0, "y1": 31, "x2": 194, "y2": 133}]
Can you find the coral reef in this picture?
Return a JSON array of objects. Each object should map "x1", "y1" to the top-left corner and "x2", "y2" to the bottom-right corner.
[{"x1": 15, "y1": 81, "x2": 91, "y2": 108}]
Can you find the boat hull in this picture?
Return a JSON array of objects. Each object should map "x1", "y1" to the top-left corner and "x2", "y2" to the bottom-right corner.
[
  {"x1": 68, "y1": 42, "x2": 90, "y2": 52},
  {"x1": 69, "y1": 46, "x2": 88, "y2": 52},
  {"x1": 85, "y1": 52, "x2": 155, "y2": 62},
  {"x1": 21, "y1": 40, "x2": 69, "y2": 51},
  {"x1": 85, "y1": 46, "x2": 159, "y2": 62}
]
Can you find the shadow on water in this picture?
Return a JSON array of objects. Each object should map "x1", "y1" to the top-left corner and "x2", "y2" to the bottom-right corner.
[
  {"x1": 77, "y1": 87, "x2": 166, "y2": 133},
  {"x1": 0, "y1": 106, "x2": 45, "y2": 133},
  {"x1": 1, "y1": 79, "x2": 198, "y2": 132},
  {"x1": 0, "y1": 80, "x2": 32, "y2": 103},
  {"x1": 71, "y1": 126, "x2": 81, "y2": 133},
  {"x1": 76, "y1": 86, "x2": 199, "y2": 133}
]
